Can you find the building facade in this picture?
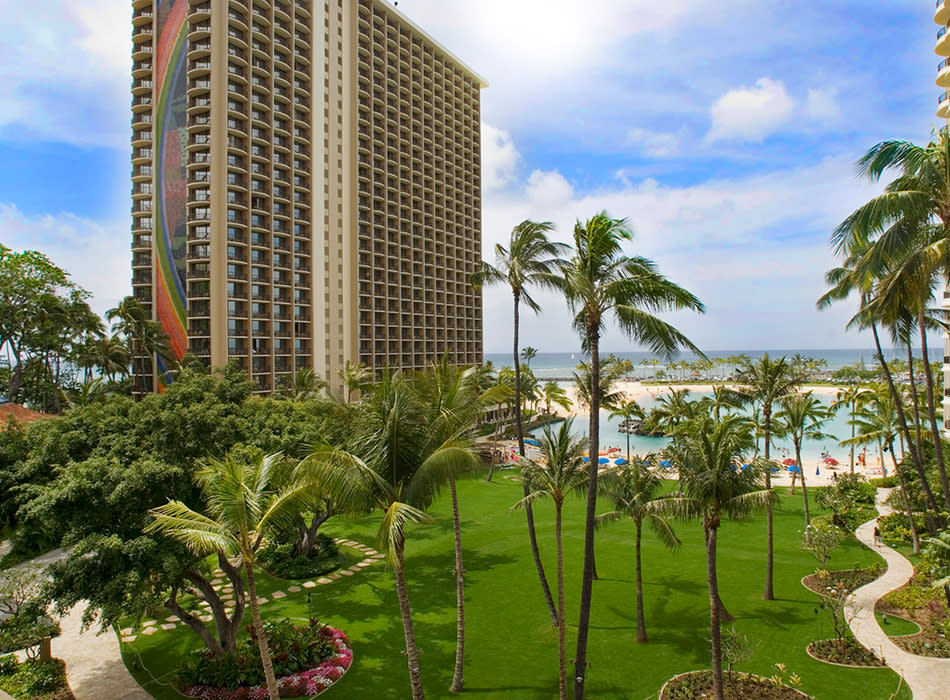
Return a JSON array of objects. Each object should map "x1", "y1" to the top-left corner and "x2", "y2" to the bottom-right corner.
[
  {"x1": 937, "y1": 1, "x2": 950, "y2": 436},
  {"x1": 131, "y1": 0, "x2": 485, "y2": 394}
]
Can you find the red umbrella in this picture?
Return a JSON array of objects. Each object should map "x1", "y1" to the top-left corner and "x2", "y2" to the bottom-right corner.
[
  {"x1": 824, "y1": 457, "x2": 839, "y2": 466},
  {"x1": 782, "y1": 458, "x2": 797, "y2": 466}
]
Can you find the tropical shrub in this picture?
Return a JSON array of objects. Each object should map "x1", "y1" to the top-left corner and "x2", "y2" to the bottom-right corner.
[
  {"x1": 0, "y1": 657, "x2": 68, "y2": 697},
  {"x1": 179, "y1": 619, "x2": 345, "y2": 695},
  {"x1": 878, "y1": 512, "x2": 929, "y2": 544},
  {"x1": 870, "y1": 476, "x2": 898, "y2": 488},
  {"x1": 883, "y1": 578, "x2": 941, "y2": 611},
  {"x1": 257, "y1": 536, "x2": 339, "y2": 580}
]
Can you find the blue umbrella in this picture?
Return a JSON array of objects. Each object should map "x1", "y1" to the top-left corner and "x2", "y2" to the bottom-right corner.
[
  {"x1": 524, "y1": 438, "x2": 541, "y2": 447},
  {"x1": 583, "y1": 456, "x2": 590, "y2": 462},
  {"x1": 741, "y1": 464, "x2": 751, "y2": 471},
  {"x1": 614, "y1": 458, "x2": 628, "y2": 465},
  {"x1": 660, "y1": 459, "x2": 672, "y2": 468},
  {"x1": 787, "y1": 465, "x2": 801, "y2": 473},
  {"x1": 599, "y1": 457, "x2": 609, "y2": 464}
]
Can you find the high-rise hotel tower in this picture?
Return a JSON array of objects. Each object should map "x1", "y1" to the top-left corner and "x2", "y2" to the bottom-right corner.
[{"x1": 131, "y1": 0, "x2": 485, "y2": 394}]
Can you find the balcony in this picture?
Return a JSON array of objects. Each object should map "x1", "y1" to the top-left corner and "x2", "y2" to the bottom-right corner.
[
  {"x1": 939, "y1": 91, "x2": 950, "y2": 119},
  {"x1": 939, "y1": 0, "x2": 950, "y2": 26},
  {"x1": 939, "y1": 24, "x2": 950, "y2": 56}
]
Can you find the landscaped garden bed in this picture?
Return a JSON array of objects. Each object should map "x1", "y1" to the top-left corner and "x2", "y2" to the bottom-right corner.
[
  {"x1": 257, "y1": 534, "x2": 341, "y2": 580},
  {"x1": 806, "y1": 639, "x2": 884, "y2": 667},
  {"x1": 179, "y1": 620, "x2": 352, "y2": 699},
  {"x1": 876, "y1": 575, "x2": 950, "y2": 657},
  {"x1": 660, "y1": 670, "x2": 813, "y2": 699},
  {"x1": 0, "y1": 656, "x2": 75, "y2": 700},
  {"x1": 801, "y1": 567, "x2": 881, "y2": 597}
]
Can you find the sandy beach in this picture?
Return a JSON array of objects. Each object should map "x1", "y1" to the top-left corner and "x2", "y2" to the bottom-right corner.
[{"x1": 506, "y1": 381, "x2": 891, "y2": 487}]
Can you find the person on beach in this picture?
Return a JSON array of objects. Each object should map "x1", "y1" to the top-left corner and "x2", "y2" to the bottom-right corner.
[{"x1": 874, "y1": 522, "x2": 882, "y2": 545}]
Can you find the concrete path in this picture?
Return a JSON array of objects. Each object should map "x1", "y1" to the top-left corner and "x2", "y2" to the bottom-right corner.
[
  {"x1": 845, "y1": 488, "x2": 950, "y2": 699},
  {"x1": 53, "y1": 604, "x2": 152, "y2": 700}
]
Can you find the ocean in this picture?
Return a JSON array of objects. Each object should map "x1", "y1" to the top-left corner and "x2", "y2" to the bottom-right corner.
[{"x1": 483, "y1": 348, "x2": 941, "y2": 380}]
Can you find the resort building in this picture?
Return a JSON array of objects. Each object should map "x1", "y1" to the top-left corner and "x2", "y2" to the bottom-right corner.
[
  {"x1": 937, "y1": 1, "x2": 950, "y2": 435},
  {"x1": 130, "y1": 0, "x2": 486, "y2": 395}
]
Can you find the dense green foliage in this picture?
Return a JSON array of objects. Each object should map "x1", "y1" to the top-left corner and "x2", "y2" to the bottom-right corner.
[
  {"x1": 257, "y1": 535, "x2": 339, "y2": 580},
  {"x1": 0, "y1": 657, "x2": 67, "y2": 699}
]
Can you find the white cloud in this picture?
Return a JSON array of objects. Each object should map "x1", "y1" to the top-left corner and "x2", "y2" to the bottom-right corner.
[
  {"x1": 805, "y1": 87, "x2": 842, "y2": 123},
  {"x1": 526, "y1": 170, "x2": 574, "y2": 210},
  {"x1": 706, "y1": 78, "x2": 794, "y2": 143},
  {"x1": 626, "y1": 128, "x2": 684, "y2": 158},
  {"x1": 0, "y1": 203, "x2": 130, "y2": 317},
  {"x1": 481, "y1": 123, "x2": 520, "y2": 191}
]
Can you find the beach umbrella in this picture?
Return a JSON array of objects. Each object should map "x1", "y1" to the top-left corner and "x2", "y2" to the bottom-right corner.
[
  {"x1": 741, "y1": 464, "x2": 751, "y2": 471},
  {"x1": 816, "y1": 465, "x2": 820, "y2": 475},
  {"x1": 786, "y1": 465, "x2": 800, "y2": 473},
  {"x1": 782, "y1": 458, "x2": 797, "y2": 466},
  {"x1": 823, "y1": 457, "x2": 839, "y2": 466},
  {"x1": 614, "y1": 458, "x2": 627, "y2": 465},
  {"x1": 660, "y1": 459, "x2": 672, "y2": 468},
  {"x1": 524, "y1": 438, "x2": 541, "y2": 447},
  {"x1": 583, "y1": 456, "x2": 590, "y2": 462},
  {"x1": 599, "y1": 457, "x2": 609, "y2": 464}
]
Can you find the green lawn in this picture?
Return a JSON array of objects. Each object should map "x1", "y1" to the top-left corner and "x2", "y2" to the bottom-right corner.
[
  {"x1": 122, "y1": 475, "x2": 910, "y2": 699},
  {"x1": 875, "y1": 611, "x2": 921, "y2": 637}
]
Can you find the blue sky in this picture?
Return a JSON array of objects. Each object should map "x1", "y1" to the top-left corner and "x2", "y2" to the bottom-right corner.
[{"x1": 0, "y1": 0, "x2": 941, "y2": 354}]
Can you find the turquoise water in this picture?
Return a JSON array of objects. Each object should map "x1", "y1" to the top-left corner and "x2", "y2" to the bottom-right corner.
[{"x1": 544, "y1": 390, "x2": 878, "y2": 466}]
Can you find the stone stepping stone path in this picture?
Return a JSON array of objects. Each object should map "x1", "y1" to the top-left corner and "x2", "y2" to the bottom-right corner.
[{"x1": 123, "y1": 538, "x2": 383, "y2": 638}]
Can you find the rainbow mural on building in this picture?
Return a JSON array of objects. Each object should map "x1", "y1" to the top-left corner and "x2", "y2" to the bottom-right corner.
[{"x1": 153, "y1": 0, "x2": 190, "y2": 376}]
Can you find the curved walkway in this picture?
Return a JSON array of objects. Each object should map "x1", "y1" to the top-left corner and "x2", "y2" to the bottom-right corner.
[{"x1": 845, "y1": 488, "x2": 950, "y2": 699}]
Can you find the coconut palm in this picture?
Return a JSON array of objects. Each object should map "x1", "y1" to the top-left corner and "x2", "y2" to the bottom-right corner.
[
  {"x1": 541, "y1": 380, "x2": 572, "y2": 416},
  {"x1": 650, "y1": 388, "x2": 696, "y2": 435},
  {"x1": 831, "y1": 384, "x2": 870, "y2": 473},
  {"x1": 597, "y1": 460, "x2": 679, "y2": 642},
  {"x1": 734, "y1": 354, "x2": 803, "y2": 600},
  {"x1": 338, "y1": 360, "x2": 372, "y2": 403},
  {"x1": 843, "y1": 384, "x2": 921, "y2": 552},
  {"x1": 775, "y1": 392, "x2": 834, "y2": 525},
  {"x1": 512, "y1": 420, "x2": 589, "y2": 700},
  {"x1": 147, "y1": 453, "x2": 309, "y2": 700},
  {"x1": 412, "y1": 359, "x2": 508, "y2": 693},
  {"x1": 278, "y1": 367, "x2": 326, "y2": 401},
  {"x1": 554, "y1": 210, "x2": 704, "y2": 699},
  {"x1": 608, "y1": 397, "x2": 645, "y2": 465},
  {"x1": 661, "y1": 415, "x2": 774, "y2": 700},
  {"x1": 473, "y1": 219, "x2": 566, "y2": 624},
  {"x1": 571, "y1": 359, "x2": 627, "y2": 413},
  {"x1": 521, "y1": 345, "x2": 538, "y2": 367},
  {"x1": 301, "y1": 371, "x2": 480, "y2": 700},
  {"x1": 703, "y1": 384, "x2": 744, "y2": 420}
]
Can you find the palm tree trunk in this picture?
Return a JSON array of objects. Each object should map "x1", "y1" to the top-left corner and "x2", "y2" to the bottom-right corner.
[
  {"x1": 796, "y1": 439, "x2": 810, "y2": 525},
  {"x1": 889, "y1": 442, "x2": 920, "y2": 554},
  {"x1": 873, "y1": 323, "x2": 939, "y2": 513},
  {"x1": 906, "y1": 338, "x2": 924, "y2": 462},
  {"x1": 705, "y1": 523, "x2": 725, "y2": 700},
  {"x1": 395, "y1": 540, "x2": 426, "y2": 700},
  {"x1": 514, "y1": 289, "x2": 558, "y2": 625},
  {"x1": 763, "y1": 406, "x2": 774, "y2": 601},
  {"x1": 918, "y1": 311, "x2": 950, "y2": 513},
  {"x1": 245, "y1": 559, "x2": 279, "y2": 700},
  {"x1": 555, "y1": 502, "x2": 568, "y2": 700},
  {"x1": 449, "y1": 479, "x2": 465, "y2": 694},
  {"x1": 574, "y1": 331, "x2": 601, "y2": 700},
  {"x1": 635, "y1": 521, "x2": 647, "y2": 643},
  {"x1": 850, "y1": 398, "x2": 857, "y2": 474}
]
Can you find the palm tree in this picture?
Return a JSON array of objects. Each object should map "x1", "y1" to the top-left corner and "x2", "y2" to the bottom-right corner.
[
  {"x1": 735, "y1": 354, "x2": 803, "y2": 600},
  {"x1": 555, "y1": 211, "x2": 704, "y2": 699},
  {"x1": 598, "y1": 460, "x2": 679, "y2": 642},
  {"x1": 513, "y1": 420, "x2": 589, "y2": 700},
  {"x1": 608, "y1": 398, "x2": 644, "y2": 464},
  {"x1": 775, "y1": 392, "x2": 834, "y2": 525},
  {"x1": 661, "y1": 415, "x2": 774, "y2": 700},
  {"x1": 473, "y1": 219, "x2": 566, "y2": 624},
  {"x1": 338, "y1": 360, "x2": 372, "y2": 403},
  {"x1": 571, "y1": 359, "x2": 626, "y2": 413},
  {"x1": 147, "y1": 453, "x2": 309, "y2": 700},
  {"x1": 301, "y1": 371, "x2": 480, "y2": 700},
  {"x1": 411, "y1": 359, "x2": 507, "y2": 693},
  {"x1": 703, "y1": 384, "x2": 743, "y2": 420},
  {"x1": 831, "y1": 384, "x2": 869, "y2": 473},
  {"x1": 521, "y1": 345, "x2": 538, "y2": 367},
  {"x1": 541, "y1": 380, "x2": 572, "y2": 416},
  {"x1": 844, "y1": 384, "x2": 921, "y2": 552},
  {"x1": 279, "y1": 367, "x2": 326, "y2": 401},
  {"x1": 650, "y1": 388, "x2": 696, "y2": 435}
]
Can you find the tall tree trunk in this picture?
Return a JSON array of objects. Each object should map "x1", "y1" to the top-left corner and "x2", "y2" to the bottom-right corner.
[
  {"x1": 889, "y1": 444, "x2": 920, "y2": 554},
  {"x1": 635, "y1": 521, "x2": 647, "y2": 643},
  {"x1": 555, "y1": 503, "x2": 568, "y2": 700},
  {"x1": 449, "y1": 480, "x2": 465, "y2": 694},
  {"x1": 245, "y1": 559, "x2": 279, "y2": 700},
  {"x1": 873, "y1": 323, "x2": 939, "y2": 513},
  {"x1": 849, "y1": 397, "x2": 857, "y2": 474},
  {"x1": 295, "y1": 511, "x2": 331, "y2": 558},
  {"x1": 919, "y1": 312, "x2": 950, "y2": 513},
  {"x1": 906, "y1": 338, "x2": 924, "y2": 461},
  {"x1": 796, "y1": 439, "x2": 810, "y2": 526},
  {"x1": 706, "y1": 523, "x2": 725, "y2": 700},
  {"x1": 574, "y1": 330, "x2": 600, "y2": 700},
  {"x1": 763, "y1": 404, "x2": 774, "y2": 601},
  {"x1": 394, "y1": 541, "x2": 426, "y2": 700},
  {"x1": 514, "y1": 289, "x2": 558, "y2": 624}
]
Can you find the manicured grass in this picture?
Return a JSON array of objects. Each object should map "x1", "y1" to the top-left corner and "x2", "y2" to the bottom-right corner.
[
  {"x1": 122, "y1": 475, "x2": 911, "y2": 699},
  {"x1": 875, "y1": 611, "x2": 921, "y2": 637}
]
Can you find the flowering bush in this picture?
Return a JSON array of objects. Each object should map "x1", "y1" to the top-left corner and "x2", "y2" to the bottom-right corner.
[{"x1": 182, "y1": 622, "x2": 352, "y2": 699}]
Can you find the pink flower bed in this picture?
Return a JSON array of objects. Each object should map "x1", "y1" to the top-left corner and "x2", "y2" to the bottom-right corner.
[{"x1": 184, "y1": 628, "x2": 353, "y2": 700}]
